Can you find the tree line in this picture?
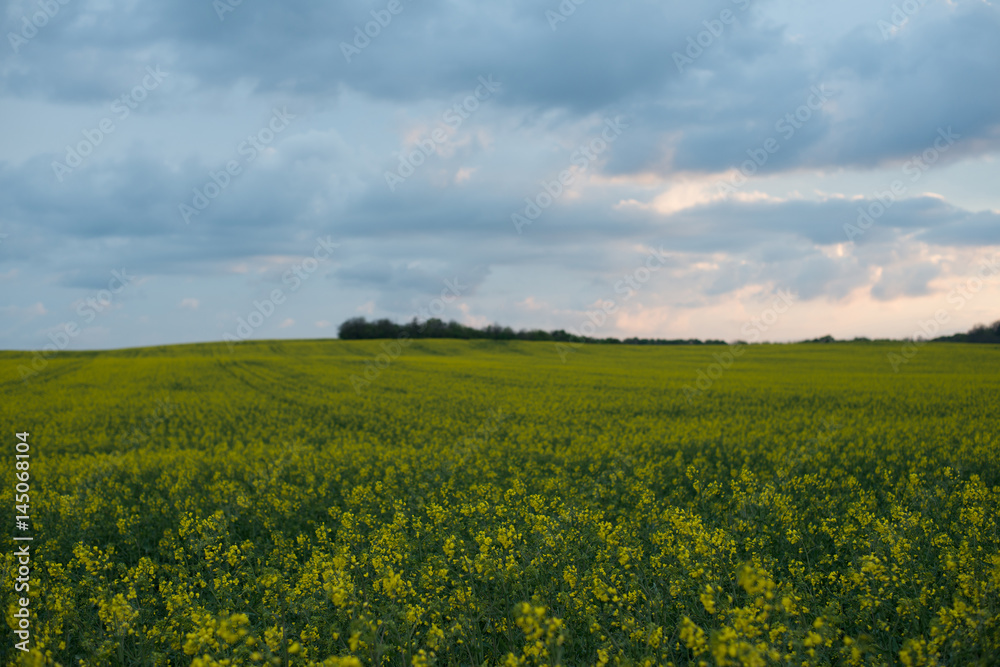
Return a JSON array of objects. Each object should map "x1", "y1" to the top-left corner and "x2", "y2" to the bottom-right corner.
[
  {"x1": 338, "y1": 316, "x2": 1000, "y2": 345},
  {"x1": 336, "y1": 317, "x2": 726, "y2": 345},
  {"x1": 934, "y1": 320, "x2": 1000, "y2": 344}
]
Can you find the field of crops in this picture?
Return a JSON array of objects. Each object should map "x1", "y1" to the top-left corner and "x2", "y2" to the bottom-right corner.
[{"x1": 1, "y1": 340, "x2": 998, "y2": 666}]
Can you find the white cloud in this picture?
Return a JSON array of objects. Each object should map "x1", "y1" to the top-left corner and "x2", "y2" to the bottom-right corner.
[{"x1": 1, "y1": 302, "x2": 47, "y2": 320}]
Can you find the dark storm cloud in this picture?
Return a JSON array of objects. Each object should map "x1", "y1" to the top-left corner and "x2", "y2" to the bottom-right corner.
[
  {"x1": 824, "y1": 4, "x2": 1000, "y2": 168},
  {"x1": 2, "y1": 0, "x2": 727, "y2": 110},
  {"x1": 5, "y1": 0, "x2": 998, "y2": 177},
  {"x1": 2, "y1": 0, "x2": 999, "y2": 348}
]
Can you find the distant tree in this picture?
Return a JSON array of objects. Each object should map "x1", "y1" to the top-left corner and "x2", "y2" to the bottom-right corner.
[
  {"x1": 423, "y1": 318, "x2": 446, "y2": 338},
  {"x1": 966, "y1": 320, "x2": 1000, "y2": 343},
  {"x1": 337, "y1": 317, "x2": 372, "y2": 339},
  {"x1": 483, "y1": 324, "x2": 503, "y2": 339},
  {"x1": 373, "y1": 318, "x2": 400, "y2": 339},
  {"x1": 336, "y1": 316, "x2": 730, "y2": 345},
  {"x1": 403, "y1": 318, "x2": 421, "y2": 338},
  {"x1": 518, "y1": 329, "x2": 552, "y2": 341},
  {"x1": 446, "y1": 320, "x2": 472, "y2": 339},
  {"x1": 934, "y1": 319, "x2": 1000, "y2": 344}
]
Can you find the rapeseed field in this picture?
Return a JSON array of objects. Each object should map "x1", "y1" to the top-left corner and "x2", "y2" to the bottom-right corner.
[{"x1": 1, "y1": 340, "x2": 998, "y2": 666}]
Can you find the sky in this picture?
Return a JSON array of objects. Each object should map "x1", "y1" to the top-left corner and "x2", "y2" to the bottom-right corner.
[{"x1": 1, "y1": 0, "x2": 999, "y2": 351}]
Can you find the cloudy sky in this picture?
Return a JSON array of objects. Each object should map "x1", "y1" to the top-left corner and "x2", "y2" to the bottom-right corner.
[{"x1": 2, "y1": 0, "x2": 999, "y2": 350}]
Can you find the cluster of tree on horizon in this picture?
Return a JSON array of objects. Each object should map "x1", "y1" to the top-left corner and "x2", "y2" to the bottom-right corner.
[
  {"x1": 336, "y1": 317, "x2": 725, "y2": 345},
  {"x1": 337, "y1": 317, "x2": 1000, "y2": 345},
  {"x1": 933, "y1": 320, "x2": 1000, "y2": 344},
  {"x1": 805, "y1": 320, "x2": 1000, "y2": 344}
]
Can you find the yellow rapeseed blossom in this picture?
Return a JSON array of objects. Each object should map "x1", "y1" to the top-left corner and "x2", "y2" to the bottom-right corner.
[{"x1": 2, "y1": 340, "x2": 998, "y2": 665}]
